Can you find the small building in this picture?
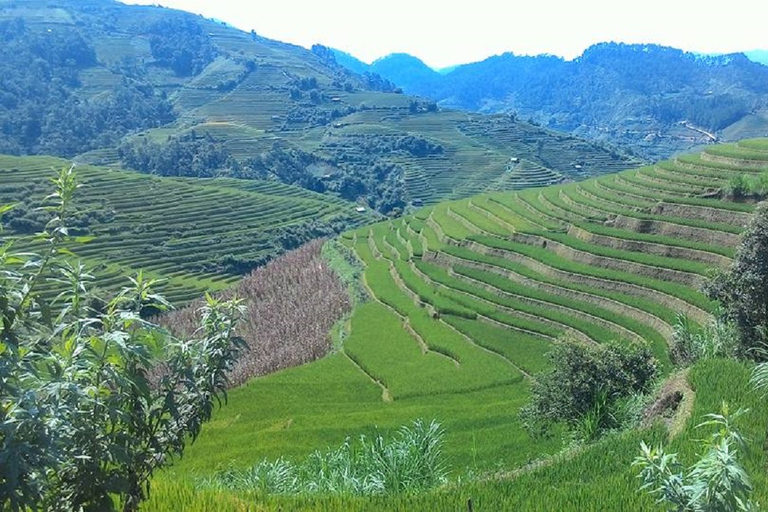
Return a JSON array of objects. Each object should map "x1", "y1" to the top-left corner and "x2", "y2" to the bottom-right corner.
[
  {"x1": 412, "y1": 198, "x2": 424, "y2": 207},
  {"x1": 355, "y1": 206, "x2": 366, "y2": 213},
  {"x1": 510, "y1": 157, "x2": 520, "y2": 164}
]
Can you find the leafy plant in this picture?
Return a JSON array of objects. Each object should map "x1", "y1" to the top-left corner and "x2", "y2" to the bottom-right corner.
[
  {"x1": 670, "y1": 313, "x2": 740, "y2": 366},
  {"x1": 705, "y1": 203, "x2": 768, "y2": 358},
  {"x1": 520, "y1": 340, "x2": 657, "y2": 439},
  {"x1": 200, "y1": 419, "x2": 447, "y2": 496},
  {"x1": 0, "y1": 166, "x2": 245, "y2": 511},
  {"x1": 633, "y1": 405, "x2": 756, "y2": 511}
]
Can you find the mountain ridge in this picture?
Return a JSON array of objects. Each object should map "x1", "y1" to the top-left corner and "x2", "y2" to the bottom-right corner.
[
  {"x1": 0, "y1": 0, "x2": 640, "y2": 214},
  {"x1": 335, "y1": 42, "x2": 768, "y2": 160}
]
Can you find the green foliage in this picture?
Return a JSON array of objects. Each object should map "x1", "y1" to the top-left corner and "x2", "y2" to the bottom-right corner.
[
  {"x1": 147, "y1": 15, "x2": 216, "y2": 76},
  {"x1": 0, "y1": 167, "x2": 244, "y2": 511},
  {"x1": 724, "y1": 172, "x2": 768, "y2": 199},
  {"x1": 670, "y1": 313, "x2": 740, "y2": 366},
  {"x1": 705, "y1": 203, "x2": 768, "y2": 357},
  {"x1": 0, "y1": 19, "x2": 174, "y2": 157},
  {"x1": 200, "y1": 419, "x2": 447, "y2": 496},
  {"x1": 634, "y1": 405, "x2": 757, "y2": 511},
  {"x1": 520, "y1": 341, "x2": 657, "y2": 438},
  {"x1": 119, "y1": 133, "x2": 239, "y2": 178}
]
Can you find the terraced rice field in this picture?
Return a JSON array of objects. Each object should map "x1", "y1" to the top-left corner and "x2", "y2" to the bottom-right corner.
[
  {"x1": 160, "y1": 140, "x2": 768, "y2": 511},
  {"x1": 0, "y1": 155, "x2": 370, "y2": 304},
  {"x1": 361, "y1": 141, "x2": 768, "y2": 380}
]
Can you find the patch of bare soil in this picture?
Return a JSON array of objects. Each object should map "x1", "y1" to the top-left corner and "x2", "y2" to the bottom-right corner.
[{"x1": 642, "y1": 368, "x2": 694, "y2": 439}]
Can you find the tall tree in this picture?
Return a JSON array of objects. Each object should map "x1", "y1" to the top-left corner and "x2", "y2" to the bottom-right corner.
[{"x1": 705, "y1": 203, "x2": 768, "y2": 357}]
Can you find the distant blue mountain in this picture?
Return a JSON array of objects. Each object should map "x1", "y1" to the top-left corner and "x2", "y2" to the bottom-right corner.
[
  {"x1": 369, "y1": 53, "x2": 440, "y2": 92},
  {"x1": 330, "y1": 48, "x2": 370, "y2": 75},
  {"x1": 334, "y1": 43, "x2": 768, "y2": 160}
]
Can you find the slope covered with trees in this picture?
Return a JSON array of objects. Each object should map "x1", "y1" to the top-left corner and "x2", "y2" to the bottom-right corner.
[{"x1": 345, "y1": 43, "x2": 768, "y2": 161}]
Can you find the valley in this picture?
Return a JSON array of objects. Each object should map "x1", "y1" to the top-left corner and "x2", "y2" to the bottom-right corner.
[
  {"x1": 2, "y1": 1, "x2": 768, "y2": 510},
  {"x1": 145, "y1": 141, "x2": 768, "y2": 509}
]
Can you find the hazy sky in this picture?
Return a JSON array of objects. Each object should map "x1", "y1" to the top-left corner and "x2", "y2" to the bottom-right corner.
[{"x1": 121, "y1": 0, "x2": 766, "y2": 69}]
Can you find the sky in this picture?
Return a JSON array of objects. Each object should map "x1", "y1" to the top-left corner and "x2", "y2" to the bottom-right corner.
[{"x1": 121, "y1": 0, "x2": 766, "y2": 69}]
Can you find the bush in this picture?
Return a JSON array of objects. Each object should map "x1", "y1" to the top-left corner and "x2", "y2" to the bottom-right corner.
[
  {"x1": 520, "y1": 340, "x2": 657, "y2": 439},
  {"x1": 0, "y1": 166, "x2": 244, "y2": 511},
  {"x1": 705, "y1": 203, "x2": 768, "y2": 358}
]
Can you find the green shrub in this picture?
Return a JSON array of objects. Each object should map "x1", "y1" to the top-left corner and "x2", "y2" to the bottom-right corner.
[
  {"x1": 520, "y1": 340, "x2": 657, "y2": 438},
  {"x1": 0, "y1": 167, "x2": 244, "y2": 511},
  {"x1": 706, "y1": 203, "x2": 768, "y2": 357}
]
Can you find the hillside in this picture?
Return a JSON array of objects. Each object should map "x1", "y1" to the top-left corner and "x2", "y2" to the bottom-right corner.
[
  {"x1": 0, "y1": 155, "x2": 371, "y2": 304},
  {"x1": 344, "y1": 43, "x2": 768, "y2": 161},
  {"x1": 0, "y1": 0, "x2": 639, "y2": 214},
  {"x1": 368, "y1": 53, "x2": 440, "y2": 92},
  {"x1": 147, "y1": 140, "x2": 768, "y2": 509}
]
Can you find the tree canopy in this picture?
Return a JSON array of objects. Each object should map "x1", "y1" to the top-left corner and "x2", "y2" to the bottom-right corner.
[{"x1": 705, "y1": 203, "x2": 768, "y2": 358}]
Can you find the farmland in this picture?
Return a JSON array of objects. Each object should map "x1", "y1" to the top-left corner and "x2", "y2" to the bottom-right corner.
[
  {"x1": 0, "y1": 155, "x2": 371, "y2": 304},
  {"x1": 147, "y1": 140, "x2": 768, "y2": 509}
]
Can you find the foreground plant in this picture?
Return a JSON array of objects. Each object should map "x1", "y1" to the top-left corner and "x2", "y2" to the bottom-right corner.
[
  {"x1": 201, "y1": 419, "x2": 447, "y2": 496},
  {"x1": 633, "y1": 405, "x2": 756, "y2": 511},
  {"x1": 0, "y1": 166, "x2": 244, "y2": 511}
]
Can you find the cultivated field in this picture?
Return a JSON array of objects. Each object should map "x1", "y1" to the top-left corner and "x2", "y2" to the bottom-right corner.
[
  {"x1": 150, "y1": 139, "x2": 768, "y2": 509},
  {"x1": 0, "y1": 155, "x2": 370, "y2": 304}
]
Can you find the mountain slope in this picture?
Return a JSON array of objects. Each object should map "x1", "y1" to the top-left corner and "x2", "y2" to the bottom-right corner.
[
  {"x1": 0, "y1": 0, "x2": 639, "y2": 213},
  {"x1": 0, "y1": 154, "x2": 372, "y2": 304},
  {"x1": 154, "y1": 139, "x2": 768, "y2": 510},
  {"x1": 351, "y1": 43, "x2": 768, "y2": 161}
]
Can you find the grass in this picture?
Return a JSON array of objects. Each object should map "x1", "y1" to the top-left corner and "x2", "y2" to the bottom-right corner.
[
  {"x1": 51, "y1": 133, "x2": 756, "y2": 507},
  {"x1": 139, "y1": 140, "x2": 767, "y2": 509},
  {"x1": 157, "y1": 352, "x2": 559, "y2": 479},
  {"x1": 533, "y1": 230, "x2": 714, "y2": 276},
  {"x1": 453, "y1": 265, "x2": 668, "y2": 353},
  {"x1": 468, "y1": 235, "x2": 715, "y2": 313},
  {"x1": 572, "y1": 222, "x2": 735, "y2": 258}
]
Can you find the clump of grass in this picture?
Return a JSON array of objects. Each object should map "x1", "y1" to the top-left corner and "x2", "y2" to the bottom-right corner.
[
  {"x1": 199, "y1": 419, "x2": 448, "y2": 496},
  {"x1": 724, "y1": 172, "x2": 768, "y2": 199},
  {"x1": 670, "y1": 312, "x2": 739, "y2": 366}
]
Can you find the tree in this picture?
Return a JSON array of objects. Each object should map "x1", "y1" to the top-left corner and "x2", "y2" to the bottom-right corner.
[
  {"x1": 705, "y1": 203, "x2": 768, "y2": 358},
  {"x1": 0, "y1": 166, "x2": 244, "y2": 511}
]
